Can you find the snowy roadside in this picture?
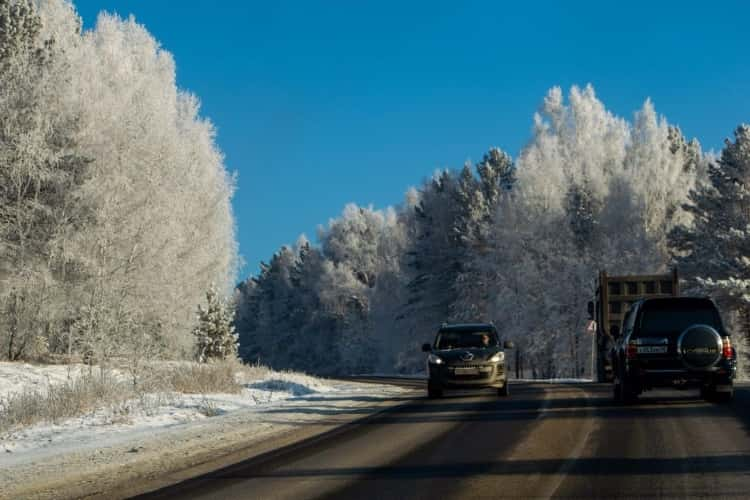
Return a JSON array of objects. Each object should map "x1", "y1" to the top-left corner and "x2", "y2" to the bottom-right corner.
[{"x1": 0, "y1": 362, "x2": 416, "y2": 500}]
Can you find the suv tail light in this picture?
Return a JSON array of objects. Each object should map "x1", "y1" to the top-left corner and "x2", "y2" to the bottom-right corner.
[
  {"x1": 722, "y1": 337, "x2": 733, "y2": 359},
  {"x1": 626, "y1": 342, "x2": 638, "y2": 360}
]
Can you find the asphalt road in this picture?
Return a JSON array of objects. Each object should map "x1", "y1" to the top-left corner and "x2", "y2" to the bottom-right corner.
[{"x1": 137, "y1": 379, "x2": 750, "y2": 499}]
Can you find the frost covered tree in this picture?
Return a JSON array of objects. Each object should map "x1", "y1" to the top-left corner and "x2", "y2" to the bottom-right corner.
[
  {"x1": 670, "y1": 126, "x2": 750, "y2": 371},
  {"x1": 66, "y1": 12, "x2": 238, "y2": 356},
  {"x1": 0, "y1": 0, "x2": 237, "y2": 361},
  {"x1": 451, "y1": 151, "x2": 515, "y2": 323},
  {"x1": 670, "y1": 127, "x2": 750, "y2": 303},
  {"x1": 193, "y1": 285, "x2": 238, "y2": 362},
  {"x1": 0, "y1": 0, "x2": 90, "y2": 360},
  {"x1": 235, "y1": 84, "x2": 707, "y2": 378},
  {"x1": 507, "y1": 85, "x2": 701, "y2": 376},
  {"x1": 395, "y1": 171, "x2": 467, "y2": 370}
]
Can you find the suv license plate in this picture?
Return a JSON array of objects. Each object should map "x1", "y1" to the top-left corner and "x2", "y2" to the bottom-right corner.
[
  {"x1": 637, "y1": 346, "x2": 668, "y2": 354},
  {"x1": 454, "y1": 367, "x2": 479, "y2": 375}
]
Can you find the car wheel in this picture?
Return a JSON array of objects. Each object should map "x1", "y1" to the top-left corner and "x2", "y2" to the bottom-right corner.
[
  {"x1": 498, "y1": 383, "x2": 510, "y2": 397},
  {"x1": 713, "y1": 385, "x2": 734, "y2": 404},
  {"x1": 427, "y1": 380, "x2": 443, "y2": 399}
]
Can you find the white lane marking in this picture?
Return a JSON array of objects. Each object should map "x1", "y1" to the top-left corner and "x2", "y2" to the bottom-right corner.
[{"x1": 542, "y1": 386, "x2": 595, "y2": 499}]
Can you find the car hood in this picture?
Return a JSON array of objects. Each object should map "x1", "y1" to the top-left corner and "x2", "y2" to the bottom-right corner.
[{"x1": 433, "y1": 347, "x2": 501, "y2": 363}]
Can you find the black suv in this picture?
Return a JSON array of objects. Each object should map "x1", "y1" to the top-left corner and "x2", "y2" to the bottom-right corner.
[
  {"x1": 422, "y1": 323, "x2": 514, "y2": 398},
  {"x1": 611, "y1": 297, "x2": 736, "y2": 403}
]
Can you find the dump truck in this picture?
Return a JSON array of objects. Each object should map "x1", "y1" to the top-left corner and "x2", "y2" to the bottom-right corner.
[{"x1": 588, "y1": 269, "x2": 679, "y2": 382}]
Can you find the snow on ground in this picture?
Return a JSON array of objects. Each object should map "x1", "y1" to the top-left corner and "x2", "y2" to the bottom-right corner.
[
  {"x1": 0, "y1": 362, "x2": 411, "y2": 465},
  {"x1": 0, "y1": 362, "x2": 89, "y2": 400}
]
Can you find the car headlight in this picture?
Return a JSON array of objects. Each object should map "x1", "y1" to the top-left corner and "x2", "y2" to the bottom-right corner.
[
  {"x1": 489, "y1": 352, "x2": 505, "y2": 363},
  {"x1": 427, "y1": 354, "x2": 444, "y2": 365}
]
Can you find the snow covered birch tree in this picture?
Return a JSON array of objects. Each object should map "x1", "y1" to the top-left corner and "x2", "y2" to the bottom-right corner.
[
  {"x1": 1, "y1": 0, "x2": 238, "y2": 360},
  {"x1": 0, "y1": 0, "x2": 91, "y2": 360}
]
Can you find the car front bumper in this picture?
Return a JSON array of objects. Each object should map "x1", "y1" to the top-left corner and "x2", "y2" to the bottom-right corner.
[{"x1": 429, "y1": 363, "x2": 506, "y2": 389}]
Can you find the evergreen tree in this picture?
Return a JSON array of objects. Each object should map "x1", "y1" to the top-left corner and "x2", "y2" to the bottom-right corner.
[
  {"x1": 477, "y1": 148, "x2": 515, "y2": 205},
  {"x1": 670, "y1": 126, "x2": 750, "y2": 303},
  {"x1": 193, "y1": 284, "x2": 238, "y2": 362},
  {"x1": 566, "y1": 180, "x2": 600, "y2": 253},
  {"x1": 670, "y1": 126, "x2": 750, "y2": 371},
  {"x1": 398, "y1": 171, "x2": 465, "y2": 370}
]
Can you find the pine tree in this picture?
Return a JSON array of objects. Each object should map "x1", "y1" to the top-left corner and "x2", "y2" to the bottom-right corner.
[
  {"x1": 670, "y1": 126, "x2": 750, "y2": 304},
  {"x1": 477, "y1": 148, "x2": 515, "y2": 205},
  {"x1": 566, "y1": 180, "x2": 600, "y2": 253},
  {"x1": 670, "y1": 126, "x2": 750, "y2": 372},
  {"x1": 193, "y1": 284, "x2": 238, "y2": 362}
]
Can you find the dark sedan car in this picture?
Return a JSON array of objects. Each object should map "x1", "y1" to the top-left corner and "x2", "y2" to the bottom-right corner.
[{"x1": 422, "y1": 323, "x2": 514, "y2": 398}]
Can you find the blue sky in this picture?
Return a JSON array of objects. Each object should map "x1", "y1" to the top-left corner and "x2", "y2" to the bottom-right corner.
[{"x1": 73, "y1": 1, "x2": 750, "y2": 280}]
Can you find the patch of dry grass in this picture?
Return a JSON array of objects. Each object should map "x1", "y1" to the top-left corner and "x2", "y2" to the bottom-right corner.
[
  {"x1": 158, "y1": 360, "x2": 242, "y2": 394},
  {"x1": 0, "y1": 359, "x2": 247, "y2": 434},
  {"x1": 0, "y1": 370, "x2": 131, "y2": 433}
]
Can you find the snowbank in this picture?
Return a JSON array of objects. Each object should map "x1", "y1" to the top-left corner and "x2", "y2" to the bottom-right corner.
[{"x1": 0, "y1": 361, "x2": 414, "y2": 499}]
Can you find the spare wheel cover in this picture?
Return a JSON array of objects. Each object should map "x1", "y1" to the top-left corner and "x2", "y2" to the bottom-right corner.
[{"x1": 677, "y1": 324, "x2": 722, "y2": 370}]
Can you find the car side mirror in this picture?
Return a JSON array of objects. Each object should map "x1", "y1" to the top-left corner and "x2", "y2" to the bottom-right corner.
[
  {"x1": 503, "y1": 340, "x2": 515, "y2": 349},
  {"x1": 422, "y1": 343, "x2": 432, "y2": 352},
  {"x1": 587, "y1": 301, "x2": 595, "y2": 320}
]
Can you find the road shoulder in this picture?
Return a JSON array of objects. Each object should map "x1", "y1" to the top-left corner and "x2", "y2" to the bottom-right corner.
[{"x1": 0, "y1": 381, "x2": 419, "y2": 500}]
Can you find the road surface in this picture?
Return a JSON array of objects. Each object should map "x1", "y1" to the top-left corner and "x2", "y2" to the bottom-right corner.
[{"x1": 137, "y1": 379, "x2": 750, "y2": 499}]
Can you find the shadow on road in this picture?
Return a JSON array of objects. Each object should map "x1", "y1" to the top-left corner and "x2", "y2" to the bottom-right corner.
[
  {"x1": 212, "y1": 454, "x2": 750, "y2": 479},
  {"x1": 135, "y1": 382, "x2": 750, "y2": 499},
  {"x1": 256, "y1": 382, "x2": 741, "y2": 427}
]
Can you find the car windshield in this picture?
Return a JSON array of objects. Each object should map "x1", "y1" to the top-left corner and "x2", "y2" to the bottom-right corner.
[
  {"x1": 435, "y1": 330, "x2": 498, "y2": 350},
  {"x1": 638, "y1": 306, "x2": 722, "y2": 338}
]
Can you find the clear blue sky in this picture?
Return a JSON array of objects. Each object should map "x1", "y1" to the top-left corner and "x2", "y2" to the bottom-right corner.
[{"x1": 74, "y1": 1, "x2": 750, "y2": 280}]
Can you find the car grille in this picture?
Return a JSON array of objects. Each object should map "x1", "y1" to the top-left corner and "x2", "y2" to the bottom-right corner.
[{"x1": 445, "y1": 364, "x2": 496, "y2": 380}]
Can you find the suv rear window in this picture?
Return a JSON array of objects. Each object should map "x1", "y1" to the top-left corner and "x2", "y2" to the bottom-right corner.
[{"x1": 637, "y1": 300, "x2": 722, "y2": 338}]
